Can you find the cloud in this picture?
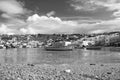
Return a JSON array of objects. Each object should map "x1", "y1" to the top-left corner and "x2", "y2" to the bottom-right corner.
[
  {"x1": 94, "y1": 0, "x2": 120, "y2": 11},
  {"x1": 90, "y1": 0, "x2": 120, "y2": 17},
  {"x1": 22, "y1": 14, "x2": 120, "y2": 34},
  {"x1": 70, "y1": 0, "x2": 120, "y2": 17},
  {"x1": 1, "y1": 13, "x2": 120, "y2": 34},
  {"x1": 70, "y1": 0, "x2": 99, "y2": 11},
  {"x1": 0, "y1": 0, "x2": 31, "y2": 22},
  {"x1": 85, "y1": 18, "x2": 120, "y2": 33},
  {"x1": 113, "y1": 10, "x2": 120, "y2": 17},
  {"x1": 46, "y1": 11, "x2": 56, "y2": 17},
  {"x1": 1, "y1": 14, "x2": 12, "y2": 19},
  {"x1": 0, "y1": 24, "x2": 15, "y2": 34},
  {"x1": 19, "y1": 28, "x2": 27, "y2": 34},
  {"x1": 0, "y1": 0, "x2": 29, "y2": 34},
  {"x1": 19, "y1": 27, "x2": 39, "y2": 34},
  {"x1": 25, "y1": 14, "x2": 77, "y2": 34},
  {"x1": 2, "y1": 0, "x2": 120, "y2": 34},
  {"x1": 90, "y1": 30, "x2": 105, "y2": 34},
  {"x1": 0, "y1": 0, "x2": 25, "y2": 15}
]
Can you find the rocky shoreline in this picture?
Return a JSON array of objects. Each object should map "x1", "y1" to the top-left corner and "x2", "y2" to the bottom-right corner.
[{"x1": 0, "y1": 63, "x2": 120, "y2": 80}]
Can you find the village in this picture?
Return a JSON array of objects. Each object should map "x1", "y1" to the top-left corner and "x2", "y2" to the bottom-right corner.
[{"x1": 0, "y1": 31, "x2": 120, "y2": 49}]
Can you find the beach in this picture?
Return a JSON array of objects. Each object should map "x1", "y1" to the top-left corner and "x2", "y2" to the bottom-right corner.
[{"x1": 0, "y1": 63, "x2": 120, "y2": 80}]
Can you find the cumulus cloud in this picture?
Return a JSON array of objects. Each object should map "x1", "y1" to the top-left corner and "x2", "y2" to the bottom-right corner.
[
  {"x1": 2, "y1": 0, "x2": 120, "y2": 34},
  {"x1": 1, "y1": 13, "x2": 120, "y2": 34},
  {"x1": 19, "y1": 28, "x2": 27, "y2": 34},
  {"x1": 0, "y1": 24, "x2": 15, "y2": 34},
  {"x1": 1, "y1": 0, "x2": 120, "y2": 35},
  {"x1": 25, "y1": 14, "x2": 77, "y2": 34},
  {"x1": 20, "y1": 14, "x2": 120, "y2": 34}
]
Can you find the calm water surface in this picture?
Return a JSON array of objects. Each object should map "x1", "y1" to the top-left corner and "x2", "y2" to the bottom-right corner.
[{"x1": 0, "y1": 48, "x2": 120, "y2": 64}]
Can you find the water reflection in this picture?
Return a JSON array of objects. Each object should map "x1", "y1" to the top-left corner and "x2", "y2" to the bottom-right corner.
[{"x1": 0, "y1": 48, "x2": 120, "y2": 64}]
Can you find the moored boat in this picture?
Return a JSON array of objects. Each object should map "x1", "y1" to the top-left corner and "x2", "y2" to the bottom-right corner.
[{"x1": 44, "y1": 41, "x2": 73, "y2": 51}]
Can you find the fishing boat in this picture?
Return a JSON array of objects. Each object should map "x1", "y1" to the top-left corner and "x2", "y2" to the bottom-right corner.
[{"x1": 44, "y1": 41, "x2": 73, "y2": 51}]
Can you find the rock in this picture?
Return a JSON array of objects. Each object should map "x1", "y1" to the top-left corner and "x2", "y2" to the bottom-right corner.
[
  {"x1": 86, "y1": 78, "x2": 92, "y2": 80},
  {"x1": 65, "y1": 69, "x2": 71, "y2": 73},
  {"x1": 90, "y1": 63, "x2": 96, "y2": 65},
  {"x1": 100, "y1": 64, "x2": 104, "y2": 66},
  {"x1": 107, "y1": 72, "x2": 111, "y2": 74},
  {"x1": 27, "y1": 64, "x2": 34, "y2": 66},
  {"x1": 17, "y1": 77, "x2": 22, "y2": 80}
]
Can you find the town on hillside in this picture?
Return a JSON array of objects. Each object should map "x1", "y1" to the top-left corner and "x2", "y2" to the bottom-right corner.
[{"x1": 0, "y1": 31, "x2": 120, "y2": 49}]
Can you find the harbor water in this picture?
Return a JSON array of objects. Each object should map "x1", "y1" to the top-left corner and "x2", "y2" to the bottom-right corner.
[{"x1": 0, "y1": 48, "x2": 120, "y2": 64}]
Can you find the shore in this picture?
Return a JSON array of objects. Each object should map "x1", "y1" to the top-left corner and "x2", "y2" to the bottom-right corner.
[{"x1": 0, "y1": 63, "x2": 120, "y2": 80}]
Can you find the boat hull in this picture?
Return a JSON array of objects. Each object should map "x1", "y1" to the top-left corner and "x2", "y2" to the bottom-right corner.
[
  {"x1": 44, "y1": 47, "x2": 73, "y2": 51},
  {"x1": 86, "y1": 46, "x2": 101, "y2": 50}
]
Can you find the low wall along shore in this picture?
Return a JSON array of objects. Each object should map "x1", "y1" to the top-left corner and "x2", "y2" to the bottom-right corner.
[{"x1": 0, "y1": 63, "x2": 120, "y2": 80}]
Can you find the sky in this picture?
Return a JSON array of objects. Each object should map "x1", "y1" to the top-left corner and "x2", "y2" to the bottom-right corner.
[{"x1": 0, "y1": 0, "x2": 120, "y2": 34}]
